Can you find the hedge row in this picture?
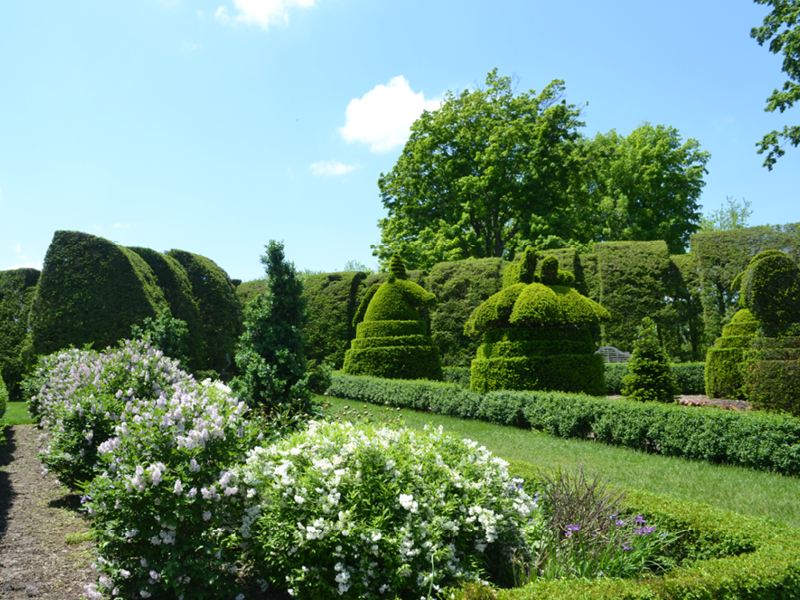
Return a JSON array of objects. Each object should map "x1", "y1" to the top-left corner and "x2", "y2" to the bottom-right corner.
[
  {"x1": 328, "y1": 372, "x2": 800, "y2": 476},
  {"x1": 0, "y1": 268, "x2": 39, "y2": 400}
]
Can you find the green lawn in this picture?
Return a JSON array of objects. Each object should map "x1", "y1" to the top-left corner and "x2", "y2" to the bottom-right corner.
[
  {"x1": 319, "y1": 394, "x2": 800, "y2": 528},
  {"x1": 3, "y1": 401, "x2": 34, "y2": 425}
]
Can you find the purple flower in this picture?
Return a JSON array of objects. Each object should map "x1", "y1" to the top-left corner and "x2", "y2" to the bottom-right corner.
[
  {"x1": 635, "y1": 515, "x2": 646, "y2": 524},
  {"x1": 615, "y1": 519, "x2": 625, "y2": 527},
  {"x1": 565, "y1": 523, "x2": 580, "y2": 537},
  {"x1": 635, "y1": 525, "x2": 656, "y2": 535}
]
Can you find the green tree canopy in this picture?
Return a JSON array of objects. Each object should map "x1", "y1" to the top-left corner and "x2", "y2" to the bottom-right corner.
[
  {"x1": 697, "y1": 196, "x2": 753, "y2": 233},
  {"x1": 570, "y1": 123, "x2": 710, "y2": 254},
  {"x1": 752, "y1": 0, "x2": 800, "y2": 169},
  {"x1": 373, "y1": 69, "x2": 585, "y2": 270}
]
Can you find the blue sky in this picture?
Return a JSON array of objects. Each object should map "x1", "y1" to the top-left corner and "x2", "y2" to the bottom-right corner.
[{"x1": 1, "y1": 0, "x2": 797, "y2": 281}]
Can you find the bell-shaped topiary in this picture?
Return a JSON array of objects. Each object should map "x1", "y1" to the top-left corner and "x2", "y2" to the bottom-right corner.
[
  {"x1": 621, "y1": 317, "x2": 679, "y2": 403},
  {"x1": 342, "y1": 255, "x2": 442, "y2": 380},
  {"x1": 704, "y1": 308, "x2": 759, "y2": 399},
  {"x1": 465, "y1": 248, "x2": 609, "y2": 395}
]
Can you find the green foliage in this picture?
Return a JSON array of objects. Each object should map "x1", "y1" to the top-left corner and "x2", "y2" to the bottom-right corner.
[
  {"x1": 667, "y1": 252, "x2": 706, "y2": 360},
  {"x1": 570, "y1": 122, "x2": 710, "y2": 255},
  {"x1": 705, "y1": 309, "x2": 759, "y2": 399},
  {"x1": 233, "y1": 241, "x2": 312, "y2": 413},
  {"x1": 751, "y1": 0, "x2": 800, "y2": 169},
  {"x1": 690, "y1": 223, "x2": 800, "y2": 344},
  {"x1": 374, "y1": 69, "x2": 585, "y2": 270},
  {"x1": 344, "y1": 255, "x2": 442, "y2": 381},
  {"x1": 605, "y1": 362, "x2": 705, "y2": 396},
  {"x1": 427, "y1": 257, "x2": 506, "y2": 367},
  {"x1": 302, "y1": 271, "x2": 367, "y2": 369},
  {"x1": 471, "y1": 353, "x2": 606, "y2": 396},
  {"x1": 594, "y1": 240, "x2": 674, "y2": 353},
  {"x1": 29, "y1": 231, "x2": 169, "y2": 357},
  {"x1": 235, "y1": 278, "x2": 268, "y2": 306},
  {"x1": 622, "y1": 318, "x2": 679, "y2": 403},
  {"x1": 442, "y1": 366, "x2": 471, "y2": 387},
  {"x1": 0, "y1": 267, "x2": 39, "y2": 400},
  {"x1": 698, "y1": 196, "x2": 753, "y2": 233},
  {"x1": 166, "y1": 248, "x2": 244, "y2": 374},
  {"x1": 0, "y1": 371, "x2": 7, "y2": 443},
  {"x1": 129, "y1": 246, "x2": 205, "y2": 371},
  {"x1": 131, "y1": 313, "x2": 191, "y2": 368},
  {"x1": 741, "y1": 250, "x2": 800, "y2": 328}
]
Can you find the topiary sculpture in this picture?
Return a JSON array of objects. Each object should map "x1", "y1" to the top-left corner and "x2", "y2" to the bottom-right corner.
[
  {"x1": 464, "y1": 248, "x2": 609, "y2": 395},
  {"x1": 739, "y1": 250, "x2": 800, "y2": 415},
  {"x1": 342, "y1": 254, "x2": 442, "y2": 380},
  {"x1": 622, "y1": 317, "x2": 679, "y2": 403},
  {"x1": 704, "y1": 308, "x2": 759, "y2": 399}
]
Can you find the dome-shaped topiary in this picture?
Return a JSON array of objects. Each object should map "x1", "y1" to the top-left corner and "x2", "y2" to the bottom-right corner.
[
  {"x1": 704, "y1": 308, "x2": 759, "y2": 399},
  {"x1": 465, "y1": 249, "x2": 609, "y2": 395},
  {"x1": 343, "y1": 255, "x2": 442, "y2": 380}
]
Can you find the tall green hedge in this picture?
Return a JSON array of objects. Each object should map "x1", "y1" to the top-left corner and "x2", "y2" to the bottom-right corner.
[
  {"x1": 705, "y1": 309, "x2": 758, "y2": 399},
  {"x1": 166, "y1": 249, "x2": 243, "y2": 374},
  {"x1": 691, "y1": 223, "x2": 800, "y2": 344},
  {"x1": 236, "y1": 279, "x2": 268, "y2": 306},
  {"x1": 594, "y1": 241, "x2": 674, "y2": 354},
  {"x1": 302, "y1": 271, "x2": 367, "y2": 369},
  {"x1": 128, "y1": 247, "x2": 205, "y2": 372},
  {"x1": 29, "y1": 231, "x2": 169, "y2": 357},
  {"x1": 425, "y1": 258, "x2": 505, "y2": 367},
  {"x1": 668, "y1": 252, "x2": 705, "y2": 360},
  {"x1": 0, "y1": 268, "x2": 39, "y2": 400}
]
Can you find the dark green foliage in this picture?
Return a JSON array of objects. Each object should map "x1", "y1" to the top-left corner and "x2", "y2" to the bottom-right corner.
[
  {"x1": 743, "y1": 332, "x2": 800, "y2": 415},
  {"x1": 330, "y1": 372, "x2": 800, "y2": 476},
  {"x1": 0, "y1": 371, "x2": 7, "y2": 433},
  {"x1": 603, "y1": 363, "x2": 629, "y2": 395},
  {"x1": 305, "y1": 359, "x2": 333, "y2": 394},
  {"x1": 166, "y1": 248, "x2": 243, "y2": 374},
  {"x1": 605, "y1": 363, "x2": 705, "y2": 395},
  {"x1": 691, "y1": 223, "x2": 800, "y2": 344},
  {"x1": 705, "y1": 309, "x2": 759, "y2": 399},
  {"x1": 0, "y1": 268, "x2": 39, "y2": 400},
  {"x1": 130, "y1": 314, "x2": 190, "y2": 368},
  {"x1": 302, "y1": 271, "x2": 367, "y2": 369},
  {"x1": 622, "y1": 317, "x2": 679, "y2": 403},
  {"x1": 426, "y1": 258, "x2": 505, "y2": 367},
  {"x1": 236, "y1": 279, "x2": 269, "y2": 306},
  {"x1": 442, "y1": 366, "x2": 471, "y2": 387},
  {"x1": 343, "y1": 256, "x2": 442, "y2": 381},
  {"x1": 741, "y1": 251, "x2": 800, "y2": 328},
  {"x1": 128, "y1": 247, "x2": 205, "y2": 372},
  {"x1": 233, "y1": 241, "x2": 311, "y2": 413},
  {"x1": 667, "y1": 252, "x2": 706, "y2": 361},
  {"x1": 30, "y1": 231, "x2": 169, "y2": 357},
  {"x1": 594, "y1": 240, "x2": 674, "y2": 353},
  {"x1": 470, "y1": 353, "x2": 606, "y2": 396}
]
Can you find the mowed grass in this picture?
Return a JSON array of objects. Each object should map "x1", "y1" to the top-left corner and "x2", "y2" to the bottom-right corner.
[
  {"x1": 319, "y1": 394, "x2": 800, "y2": 528},
  {"x1": 3, "y1": 401, "x2": 34, "y2": 425}
]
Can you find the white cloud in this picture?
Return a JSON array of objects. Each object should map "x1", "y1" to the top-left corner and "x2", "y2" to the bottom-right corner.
[
  {"x1": 310, "y1": 160, "x2": 358, "y2": 177},
  {"x1": 215, "y1": 0, "x2": 316, "y2": 30},
  {"x1": 4, "y1": 245, "x2": 42, "y2": 271},
  {"x1": 340, "y1": 76, "x2": 441, "y2": 154},
  {"x1": 112, "y1": 223, "x2": 131, "y2": 229},
  {"x1": 12, "y1": 244, "x2": 21, "y2": 254}
]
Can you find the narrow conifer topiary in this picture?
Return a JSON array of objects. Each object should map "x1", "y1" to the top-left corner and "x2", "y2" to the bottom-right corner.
[{"x1": 622, "y1": 317, "x2": 679, "y2": 403}]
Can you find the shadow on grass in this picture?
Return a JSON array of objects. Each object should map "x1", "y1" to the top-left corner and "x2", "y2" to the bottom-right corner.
[{"x1": 0, "y1": 427, "x2": 19, "y2": 545}]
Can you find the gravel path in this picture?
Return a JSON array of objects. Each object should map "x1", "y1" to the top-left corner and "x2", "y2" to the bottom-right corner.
[{"x1": 0, "y1": 425, "x2": 96, "y2": 600}]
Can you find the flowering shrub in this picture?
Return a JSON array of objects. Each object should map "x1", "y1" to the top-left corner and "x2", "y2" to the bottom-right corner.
[
  {"x1": 236, "y1": 420, "x2": 539, "y2": 599},
  {"x1": 83, "y1": 378, "x2": 265, "y2": 600}
]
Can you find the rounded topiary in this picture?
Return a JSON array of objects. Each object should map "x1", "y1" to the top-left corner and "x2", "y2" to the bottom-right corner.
[
  {"x1": 739, "y1": 251, "x2": 800, "y2": 415},
  {"x1": 704, "y1": 309, "x2": 758, "y2": 399},
  {"x1": 465, "y1": 247, "x2": 609, "y2": 395},
  {"x1": 622, "y1": 317, "x2": 679, "y2": 403},
  {"x1": 342, "y1": 255, "x2": 442, "y2": 380}
]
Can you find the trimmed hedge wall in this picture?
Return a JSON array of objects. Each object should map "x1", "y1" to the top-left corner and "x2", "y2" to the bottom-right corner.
[
  {"x1": 128, "y1": 247, "x2": 205, "y2": 372},
  {"x1": 302, "y1": 271, "x2": 367, "y2": 369},
  {"x1": 235, "y1": 279, "x2": 268, "y2": 306},
  {"x1": 29, "y1": 231, "x2": 169, "y2": 357},
  {"x1": 166, "y1": 249, "x2": 243, "y2": 374},
  {"x1": 330, "y1": 372, "x2": 800, "y2": 476},
  {"x1": 0, "y1": 268, "x2": 39, "y2": 400},
  {"x1": 668, "y1": 252, "x2": 705, "y2": 360}
]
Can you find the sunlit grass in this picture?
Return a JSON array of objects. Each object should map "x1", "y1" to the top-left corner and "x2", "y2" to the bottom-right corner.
[
  {"x1": 3, "y1": 401, "x2": 34, "y2": 425},
  {"x1": 318, "y1": 394, "x2": 800, "y2": 528}
]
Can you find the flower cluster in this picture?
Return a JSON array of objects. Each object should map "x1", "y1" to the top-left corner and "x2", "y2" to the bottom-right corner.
[{"x1": 235, "y1": 420, "x2": 539, "y2": 599}]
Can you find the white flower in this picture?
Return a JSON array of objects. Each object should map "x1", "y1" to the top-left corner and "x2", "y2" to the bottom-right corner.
[
  {"x1": 399, "y1": 494, "x2": 418, "y2": 513},
  {"x1": 120, "y1": 570, "x2": 131, "y2": 579},
  {"x1": 294, "y1": 494, "x2": 305, "y2": 504},
  {"x1": 203, "y1": 510, "x2": 212, "y2": 521},
  {"x1": 173, "y1": 479, "x2": 183, "y2": 494},
  {"x1": 140, "y1": 592, "x2": 152, "y2": 599}
]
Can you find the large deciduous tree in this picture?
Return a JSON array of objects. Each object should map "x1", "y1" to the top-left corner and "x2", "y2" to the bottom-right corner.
[
  {"x1": 751, "y1": 0, "x2": 800, "y2": 170},
  {"x1": 373, "y1": 69, "x2": 585, "y2": 270},
  {"x1": 570, "y1": 123, "x2": 710, "y2": 255}
]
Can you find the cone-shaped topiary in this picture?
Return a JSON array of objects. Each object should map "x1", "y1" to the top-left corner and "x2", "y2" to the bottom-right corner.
[
  {"x1": 622, "y1": 317, "x2": 679, "y2": 403},
  {"x1": 343, "y1": 255, "x2": 442, "y2": 380},
  {"x1": 704, "y1": 308, "x2": 759, "y2": 399},
  {"x1": 740, "y1": 251, "x2": 800, "y2": 415},
  {"x1": 465, "y1": 248, "x2": 609, "y2": 395}
]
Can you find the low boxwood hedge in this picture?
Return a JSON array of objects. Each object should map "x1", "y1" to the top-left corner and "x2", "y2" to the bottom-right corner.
[{"x1": 329, "y1": 372, "x2": 800, "y2": 477}]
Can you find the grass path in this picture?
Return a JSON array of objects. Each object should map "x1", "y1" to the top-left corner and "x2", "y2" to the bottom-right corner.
[{"x1": 320, "y1": 395, "x2": 800, "y2": 528}]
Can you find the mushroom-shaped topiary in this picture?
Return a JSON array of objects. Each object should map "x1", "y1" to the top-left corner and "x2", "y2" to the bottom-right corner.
[
  {"x1": 464, "y1": 248, "x2": 609, "y2": 395},
  {"x1": 342, "y1": 255, "x2": 442, "y2": 380}
]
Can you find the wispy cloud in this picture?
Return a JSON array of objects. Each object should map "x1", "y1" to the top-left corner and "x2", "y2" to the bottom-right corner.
[
  {"x1": 4, "y1": 244, "x2": 42, "y2": 271},
  {"x1": 340, "y1": 76, "x2": 441, "y2": 153},
  {"x1": 216, "y1": 0, "x2": 316, "y2": 30},
  {"x1": 310, "y1": 160, "x2": 358, "y2": 177}
]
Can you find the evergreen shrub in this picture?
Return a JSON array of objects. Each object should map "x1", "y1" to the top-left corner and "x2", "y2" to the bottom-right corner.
[
  {"x1": 0, "y1": 372, "x2": 7, "y2": 444},
  {"x1": 130, "y1": 313, "x2": 191, "y2": 369},
  {"x1": 442, "y1": 366, "x2": 471, "y2": 387},
  {"x1": 621, "y1": 317, "x2": 679, "y2": 403},
  {"x1": 605, "y1": 363, "x2": 705, "y2": 395},
  {"x1": 166, "y1": 248, "x2": 243, "y2": 374},
  {"x1": 343, "y1": 255, "x2": 442, "y2": 380},
  {"x1": 705, "y1": 309, "x2": 758, "y2": 399},
  {"x1": 29, "y1": 231, "x2": 169, "y2": 357},
  {"x1": 236, "y1": 279, "x2": 268, "y2": 306},
  {"x1": 0, "y1": 267, "x2": 39, "y2": 400}
]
